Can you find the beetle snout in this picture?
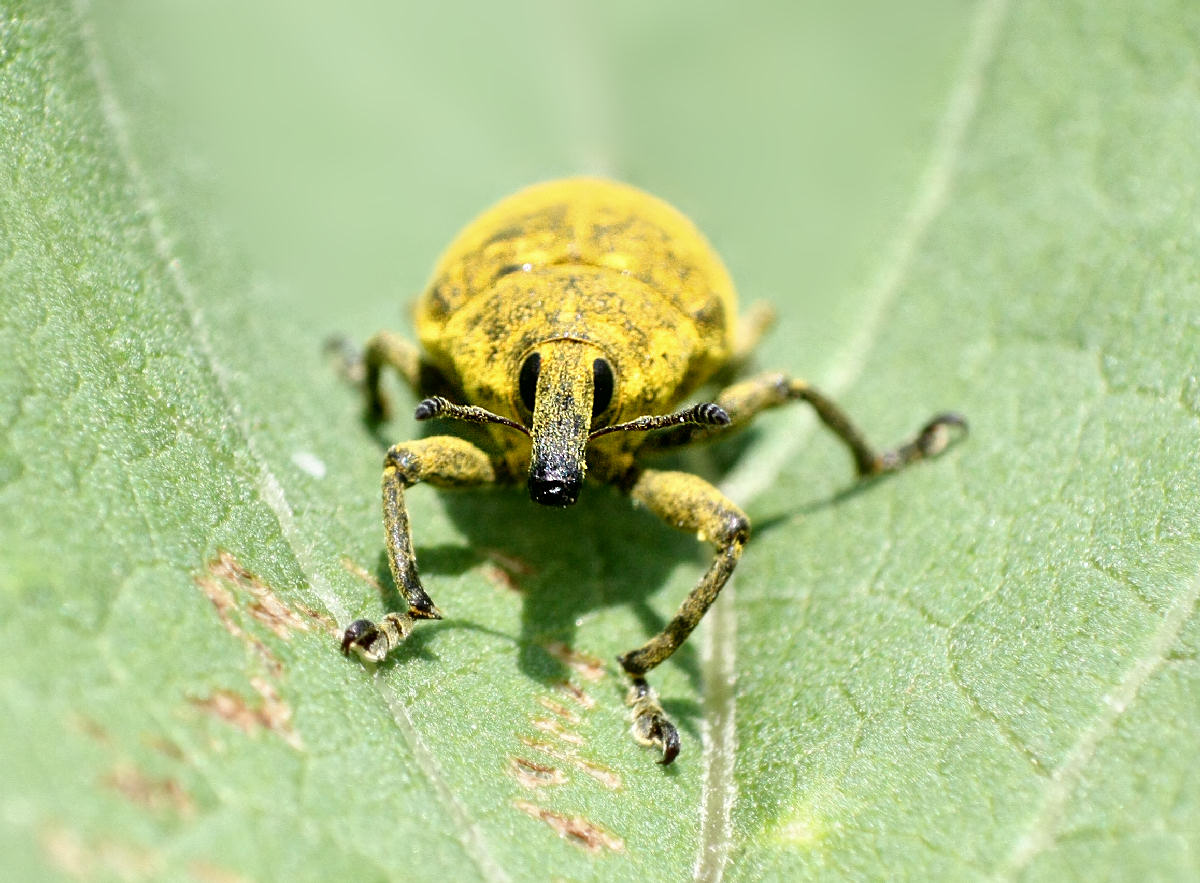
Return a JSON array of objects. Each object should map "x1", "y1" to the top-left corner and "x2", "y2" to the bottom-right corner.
[{"x1": 528, "y1": 465, "x2": 582, "y2": 507}]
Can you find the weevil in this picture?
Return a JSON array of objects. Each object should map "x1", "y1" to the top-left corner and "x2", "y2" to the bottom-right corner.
[{"x1": 338, "y1": 178, "x2": 964, "y2": 764}]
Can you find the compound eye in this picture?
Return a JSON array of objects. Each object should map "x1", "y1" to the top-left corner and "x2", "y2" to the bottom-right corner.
[
  {"x1": 519, "y1": 352, "x2": 541, "y2": 412},
  {"x1": 592, "y1": 358, "x2": 614, "y2": 418}
]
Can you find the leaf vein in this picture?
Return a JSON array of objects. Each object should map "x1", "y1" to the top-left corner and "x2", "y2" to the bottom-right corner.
[
  {"x1": 1002, "y1": 568, "x2": 1200, "y2": 875},
  {"x1": 73, "y1": 5, "x2": 502, "y2": 878},
  {"x1": 694, "y1": 0, "x2": 1011, "y2": 878}
]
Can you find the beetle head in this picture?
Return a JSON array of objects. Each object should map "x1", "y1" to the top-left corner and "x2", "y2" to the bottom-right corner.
[
  {"x1": 415, "y1": 269, "x2": 730, "y2": 507},
  {"x1": 518, "y1": 339, "x2": 612, "y2": 507}
]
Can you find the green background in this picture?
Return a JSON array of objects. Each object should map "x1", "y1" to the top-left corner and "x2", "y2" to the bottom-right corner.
[{"x1": 3, "y1": 0, "x2": 1199, "y2": 879}]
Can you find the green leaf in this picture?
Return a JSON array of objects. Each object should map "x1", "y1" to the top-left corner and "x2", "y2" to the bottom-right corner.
[{"x1": 3, "y1": 0, "x2": 1198, "y2": 879}]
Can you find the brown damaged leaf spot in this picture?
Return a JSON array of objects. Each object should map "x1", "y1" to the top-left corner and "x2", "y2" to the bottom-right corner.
[
  {"x1": 195, "y1": 566, "x2": 244, "y2": 640},
  {"x1": 195, "y1": 550, "x2": 322, "y2": 675},
  {"x1": 532, "y1": 716, "x2": 585, "y2": 745},
  {"x1": 481, "y1": 547, "x2": 536, "y2": 576},
  {"x1": 542, "y1": 641, "x2": 606, "y2": 681},
  {"x1": 509, "y1": 756, "x2": 568, "y2": 788},
  {"x1": 553, "y1": 680, "x2": 596, "y2": 710},
  {"x1": 480, "y1": 561, "x2": 522, "y2": 593},
  {"x1": 480, "y1": 547, "x2": 537, "y2": 592},
  {"x1": 189, "y1": 861, "x2": 251, "y2": 883},
  {"x1": 514, "y1": 680, "x2": 621, "y2": 789},
  {"x1": 247, "y1": 596, "x2": 307, "y2": 638},
  {"x1": 520, "y1": 736, "x2": 622, "y2": 791},
  {"x1": 248, "y1": 677, "x2": 303, "y2": 749},
  {"x1": 192, "y1": 690, "x2": 259, "y2": 736},
  {"x1": 537, "y1": 696, "x2": 581, "y2": 724},
  {"x1": 574, "y1": 758, "x2": 621, "y2": 791},
  {"x1": 143, "y1": 733, "x2": 185, "y2": 761},
  {"x1": 512, "y1": 800, "x2": 624, "y2": 853},
  {"x1": 104, "y1": 763, "x2": 195, "y2": 817},
  {"x1": 73, "y1": 714, "x2": 111, "y2": 745},
  {"x1": 208, "y1": 549, "x2": 308, "y2": 638},
  {"x1": 293, "y1": 601, "x2": 339, "y2": 637},
  {"x1": 41, "y1": 825, "x2": 161, "y2": 879},
  {"x1": 195, "y1": 586, "x2": 280, "y2": 677},
  {"x1": 190, "y1": 677, "x2": 302, "y2": 750},
  {"x1": 191, "y1": 554, "x2": 311, "y2": 749}
]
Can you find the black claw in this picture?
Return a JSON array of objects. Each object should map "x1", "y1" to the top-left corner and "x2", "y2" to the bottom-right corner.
[
  {"x1": 341, "y1": 618, "x2": 377, "y2": 654},
  {"x1": 406, "y1": 591, "x2": 443, "y2": 620},
  {"x1": 917, "y1": 412, "x2": 968, "y2": 456},
  {"x1": 626, "y1": 674, "x2": 681, "y2": 764},
  {"x1": 925, "y1": 411, "x2": 968, "y2": 434},
  {"x1": 657, "y1": 719, "x2": 681, "y2": 765}
]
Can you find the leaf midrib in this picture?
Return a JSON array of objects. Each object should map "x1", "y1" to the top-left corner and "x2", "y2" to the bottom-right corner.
[
  {"x1": 695, "y1": 0, "x2": 1011, "y2": 878},
  {"x1": 73, "y1": 3, "x2": 500, "y2": 879}
]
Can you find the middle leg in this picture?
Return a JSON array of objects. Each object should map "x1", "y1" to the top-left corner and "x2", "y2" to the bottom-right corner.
[{"x1": 326, "y1": 329, "x2": 452, "y2": 422}]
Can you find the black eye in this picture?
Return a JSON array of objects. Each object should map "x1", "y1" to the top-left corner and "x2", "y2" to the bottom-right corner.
[
  {"x1": 519, "y1": 352, "x2": 540, "y2": 412},
  {"x1": 592, "y1": 358, "x2": 614, "y2": 418}
]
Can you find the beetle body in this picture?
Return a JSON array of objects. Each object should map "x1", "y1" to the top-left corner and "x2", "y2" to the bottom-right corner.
[
  {"x1": 415, "y1": 179, "x2": 736, "y2": 489},
  {"x1": 339, "y1": 178, "x2": 963, "y2": 765}
]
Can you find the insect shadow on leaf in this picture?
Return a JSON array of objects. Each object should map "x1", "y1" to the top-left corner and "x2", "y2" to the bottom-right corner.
[{"x1": 332, "y1": 178, "x2": 965, "y2": 765}]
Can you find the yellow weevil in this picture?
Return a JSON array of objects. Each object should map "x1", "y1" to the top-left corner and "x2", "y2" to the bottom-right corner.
[{"x1": 339, "y1": 178, "x2": 963, "y2": 764}]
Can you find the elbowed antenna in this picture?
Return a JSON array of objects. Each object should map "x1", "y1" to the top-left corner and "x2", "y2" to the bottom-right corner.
[
  {"x1": 414, "y1": 396, "x2": 531, "y2": 437},
  {"x1": 588, "y1": 402, "x2": 730, "y2": 440},
  {"x1": 414, "y1": 395, "x2": 733, "y2": 444}
]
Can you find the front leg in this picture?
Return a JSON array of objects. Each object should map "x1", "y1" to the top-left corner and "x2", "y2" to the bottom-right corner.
[
  {"x1": 618, "y1": 468, "x2": 750, "y2": 764},
  {"x1": 341, "y1": 435, "x2": 500, "y2": 662},
  {"x1": 646, "y1": 371, "x2": 964, "y2": 475}
]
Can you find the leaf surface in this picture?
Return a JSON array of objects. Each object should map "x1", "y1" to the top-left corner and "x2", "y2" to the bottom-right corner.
[{"x1": 2, "y1": 1, "x2": 1198, "y2": 879}]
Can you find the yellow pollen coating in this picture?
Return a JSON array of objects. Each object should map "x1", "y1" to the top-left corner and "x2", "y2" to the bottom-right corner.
[{"x1": 414, "y1": 178, "x2": 738, "y2": 480}]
